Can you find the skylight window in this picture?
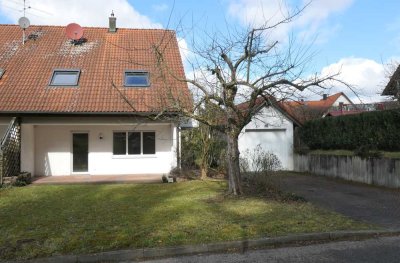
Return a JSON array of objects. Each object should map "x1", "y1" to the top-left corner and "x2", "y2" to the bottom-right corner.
[
  {"x1": 0, "y1": 69, "x2": 5, "y2": 79},
  {"x1": 124, "y1": 71, "x2": 150, "y2": 87},
  {"x1": 50, "y1": 69, "x2": 80, "y2": 86}
]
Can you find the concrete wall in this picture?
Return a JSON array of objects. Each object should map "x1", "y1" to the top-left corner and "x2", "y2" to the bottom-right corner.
[
  {"x1": 238, "y1": 106, "x2": 294, "y2": 170},
  {"x1": 20, "y1": 118, "x2": 178, "y2": 176},
  {"x1": 294, "y1": 154, "x2": 400, "y2": 188}
]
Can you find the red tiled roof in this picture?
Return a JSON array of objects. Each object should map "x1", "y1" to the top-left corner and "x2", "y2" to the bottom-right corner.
[
  {"x1": 282, "y1": 92, "x2": 350, "y2": 123},
  {"x1": 286, "y1": 92, "x2": 344, "y2": 110},
  {"x1": 238, "y1": 92, "x2": 350, "y2": 126},
  {"x1": 0, "y1": 25, "x2": 191, "y2": 114}
]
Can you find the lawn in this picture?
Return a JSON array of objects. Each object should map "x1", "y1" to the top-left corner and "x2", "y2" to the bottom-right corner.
[{"x1": 0, "y1": 180, "x2": 373, "y2": 260}]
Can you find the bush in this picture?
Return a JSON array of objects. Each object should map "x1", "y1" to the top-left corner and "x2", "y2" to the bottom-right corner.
[
  {"x1": 181, "y1": 128, "x2": 226, "y2": 171},
  {"x1": 299, "y1": 109, "x2": 400, "y2": 151},
  {"x1": 240, "y1": 144, "x2": 282, "y2": 174}
]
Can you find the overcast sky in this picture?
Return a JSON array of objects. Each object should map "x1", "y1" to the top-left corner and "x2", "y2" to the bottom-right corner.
[{"x1": 0, "y1": 0, "x2": 398, "y2": 103}]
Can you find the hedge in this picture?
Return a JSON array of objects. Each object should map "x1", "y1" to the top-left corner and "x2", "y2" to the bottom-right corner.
[{"x1": 299, "y1": 109, "x2": 400, "y2": 151}]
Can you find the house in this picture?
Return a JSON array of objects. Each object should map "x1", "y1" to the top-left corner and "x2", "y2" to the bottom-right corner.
[
  {"x1": 382, "y1": 64, "x2": 400, "y2": 98},
  {"x1": 285, "y1": 92, "x2": 354, "y2": 122},
  {"x1": 0, "y1": 15, "x2": 191, "y2": 178},
  {"x1": 238, "y1": 97, "x2": 301, "y2": 170}
]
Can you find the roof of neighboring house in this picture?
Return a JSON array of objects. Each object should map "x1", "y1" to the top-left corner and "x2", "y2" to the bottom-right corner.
[
  {"x1": 0, "y1": 24, "x2": 191, "y2": 114},
  {"x1": 382, "y1": 65, "x2": 400, "y2": 96},
  {"x1": 286, "y1": 92, "x2": 350, "y2": 109},
  {"x1": 283, "y1": 92, "x2": 353, "y2": 123},
  {"x1": 239, "y1": 92, "x2": 353, "y2": 126}
]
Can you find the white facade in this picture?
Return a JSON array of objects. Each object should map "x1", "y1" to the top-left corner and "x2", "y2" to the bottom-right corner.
[
  {"x1": 238, "y1": 106, "x2": 295, "y2": 170},
  {"x1": 20, "y1": 117, "x2": 178, "y2": 176},
  {"x1": 332, "y1": 94, "x2": 352, "y2": 106},
  {"x1": 0, "y1": 117, "x2": 11, "y2": 140}
]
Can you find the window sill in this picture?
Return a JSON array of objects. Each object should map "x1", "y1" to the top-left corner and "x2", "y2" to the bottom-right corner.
[{"x1": 112, "y1": 154, "x2": 157, "y2": 159}]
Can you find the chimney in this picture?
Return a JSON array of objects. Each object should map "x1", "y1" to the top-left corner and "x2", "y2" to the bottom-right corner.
[
  {"x1": 322, "y1": 94, "x2": 328, "y2": 100},
  {"x1": 109, "y1": 11, "x2": 117, "y2": 33}
]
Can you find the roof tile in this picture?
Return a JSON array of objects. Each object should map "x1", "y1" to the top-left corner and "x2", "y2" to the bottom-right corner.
[{"x1": 0, "y1": 25, "x2": 191, "y2": 114}]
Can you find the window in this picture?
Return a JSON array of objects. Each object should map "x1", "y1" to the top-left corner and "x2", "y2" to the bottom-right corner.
[
  {"x1": 113, "y1": 132, "x2": 126, "y2": 155},
  {"x1": 124, "y1": 71, "x2": 149, "y2": 87},
  {"x1": 143, "y1": 132, "x2": 156, "y2": 154},
  {"x1": 113, "y1": 131, "x2": 155, "y2": 155},
  {"x1": 50, "y1": 69, "x2": 80, "y2": 86},
  {"x1": 0, "y1": 69, "x2": 5, "y2": 79}
]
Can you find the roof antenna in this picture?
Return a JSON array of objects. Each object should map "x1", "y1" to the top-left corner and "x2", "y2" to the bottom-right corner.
[{"x1": 18, "y1": 0, "x2": 30, "y2": 45}]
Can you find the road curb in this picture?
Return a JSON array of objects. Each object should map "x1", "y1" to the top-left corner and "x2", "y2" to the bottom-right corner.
[{"x1": 21, "y1": 229, "x2": 400, "y2": 263}]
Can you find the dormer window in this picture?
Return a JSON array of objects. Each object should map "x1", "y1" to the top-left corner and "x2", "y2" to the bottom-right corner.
[
  {"x1": 50, "y1": 69, "x2": 80, "y2": 86},
  {"x1": 124, "y1": 70, "x2": 149, "y2": 87},
  {"x1": 0, "y1": 69, "x2": 5, "y2": 79}
]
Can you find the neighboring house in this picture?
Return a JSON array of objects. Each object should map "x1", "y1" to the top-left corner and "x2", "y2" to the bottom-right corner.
[
  {"x1": 285, "y1": 92, "x2": 354, "y2": 122},
  {"x1": 0, "y1": 16, "x2": 191, "y2": 177},
  {"x1": 382, "y1": 64, "x2": 400, "y2": 98},
  {"x1": 238, "y1": 98, "x2": 301, "y2": 170}
]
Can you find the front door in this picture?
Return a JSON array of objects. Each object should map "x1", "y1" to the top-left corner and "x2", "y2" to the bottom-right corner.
[{"x1": 72, "y1": 133, "x2": 88, "y2": 173}]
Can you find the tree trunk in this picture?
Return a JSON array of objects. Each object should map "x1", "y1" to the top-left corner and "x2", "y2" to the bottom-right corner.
[
  {"x1": 199, "y1": 130, "x2": 210, "y2": 180},
  {"x1": 200, "y1": 166, "x2": 208, "y2": 179},
  {"x1": 226, "y1": 131, "x2": 242, "y2": 195}
]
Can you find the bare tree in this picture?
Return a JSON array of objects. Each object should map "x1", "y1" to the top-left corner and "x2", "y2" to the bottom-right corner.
[{"x1": 152, "y1": 5, "x2": 347, "y2": 195}]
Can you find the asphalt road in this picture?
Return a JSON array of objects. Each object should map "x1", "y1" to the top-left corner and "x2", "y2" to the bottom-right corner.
[{"x1": 139, "y1": 236, "x2": 400, "y2": 263}]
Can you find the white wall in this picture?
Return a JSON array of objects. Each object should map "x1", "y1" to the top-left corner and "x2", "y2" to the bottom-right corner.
[
  {"x1": 29, "y1": 122, "x2": 177, "y2": 176},
  {"x1": 238, "y1": 106, "x2": 294, "y2": 170},
  {"x1": 0, "y1": 117, "x2": 12, "y2": 140},
  {"x1": 21, "y1": 124, "x2": 35, "y2": 174}
]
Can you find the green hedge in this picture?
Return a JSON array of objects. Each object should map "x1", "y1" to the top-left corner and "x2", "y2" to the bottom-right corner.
[{"x1": 299, "y1": 110, "x2": 400, "y2": 151}]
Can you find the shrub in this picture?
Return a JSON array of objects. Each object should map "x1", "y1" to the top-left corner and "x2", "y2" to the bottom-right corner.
[
  {"x1": 299, "y1": 109, "x2": 400, "y2": 151},
  {"x1": 240, "y1": 144, "x2": 282, "y2": 174}
]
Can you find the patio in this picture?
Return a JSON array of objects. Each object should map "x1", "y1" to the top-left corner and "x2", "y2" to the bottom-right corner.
[{"x1": 31, "y1": 174, "x2": 163, "y2": 185}]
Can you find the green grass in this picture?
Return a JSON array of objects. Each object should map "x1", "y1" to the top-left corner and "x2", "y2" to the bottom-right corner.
[
  {"x1": 310, "y1": 149, "x2": 354, "y2": 156},
  {"x1": 310, "y1": 149, "x2": 400, "y2": 159},
  {"x1": 0, "y1": 181, "x2": 373, "y2": 260}
]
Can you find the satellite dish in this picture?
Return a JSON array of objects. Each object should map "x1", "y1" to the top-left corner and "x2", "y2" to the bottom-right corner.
[
  {"x1": 66, "y1": 23, "x2": 83, "y2": 40},
  {"x1": 18, "y1": 17, "x2": 30, "y2": 29}
]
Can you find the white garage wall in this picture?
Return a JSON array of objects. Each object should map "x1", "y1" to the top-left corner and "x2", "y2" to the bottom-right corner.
[
  {"x1": 238, "y1": 106, "x2": 294, "y2": 170},
  {"x1": 32, "y1": 122, "x2": 177, "y2": 176}
]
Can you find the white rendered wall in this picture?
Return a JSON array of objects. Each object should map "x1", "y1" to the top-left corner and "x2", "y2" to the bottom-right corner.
[
  {"x1": 332, "y1": 95, "x2": 352, "y2": 106},
  {"x1": 0, "y1": 117, "x2": 12, "y2": 139},
  {"x1": 33, "y1": 122, "x2": 176, "y2": 176},
  {"x1": 21, "y1": 124, "x2": 35, "y2": 175},
  {"x1": 238, "y1": 106, "x2": 294, "y2": 170}
]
